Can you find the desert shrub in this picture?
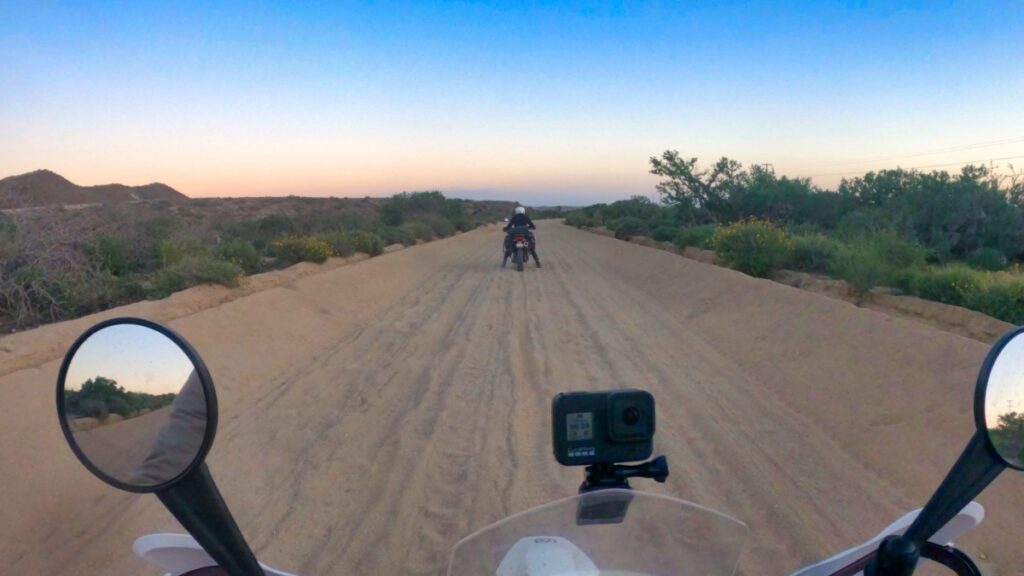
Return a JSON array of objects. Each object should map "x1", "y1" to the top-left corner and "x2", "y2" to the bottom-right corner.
[
  {"x1": 418, "y1": 214, "x2": 456, "y2": 238},
  {"x1": 565, "y1": 211, "x2": 595, "y2": 228},
  {"x1": 53, "y1": 269, "x2": 122, "y2": 316},
  {"x1": 790, "y1": 233, "x2": 842, "y2": 273},
  {"x1": 828, "y1": 232, "x2": 928, "y2": 295},
  {"x1": 153, "y1": 255, "x2": 244, "y2": 296},
  {"x1": 257, "y1": 213, "x2": 296, "y2": 237},
  {"x1": 711, "y1": 219, "x2": 793, "y2": 277},
  {"x1": 869, "y1": 231, "x2": 931, "y2": 268},
  {"x1": 380, "y1": 202, "x2": 404, "y2": 226},
  {"x1": 271, "y1": 235, "x2": 334, "y2": 264},
  {"x1": 0, "y1": 266, "x2": 60, "y2": 324},
  {"x1": 94, "y1": 235, "x2": 133, "y2": 276},
  {"x1": 966, "y1": 247, "x2": 1008, "y2": 271},
  {"x1": 673, "y1": 225, "x2": 716, "y2": 249},
  {"x1": 158, "y1": 237, "x2": 208, "y2": 267},
  {"x1": 376, "y1": 226, "x2": 416, "y2": 247},
  {"x1": 835, "y1": 208, "x2": 895, "y2": 241},
  {"x1": 319, "y1": 231, "x2": 355, "y2": 257},
  {"x1": 217, "y1": 239, "x2": 262, "y2": 274},
  {"x1": 400, "y1": 221, "x2": 434, "y2": 241},
  {"x1": 348, "y1": 231, "x2": 384, "y2": 256},
  {"x1": 137, "y1": 215, "x2": 180, "y2": 242},
  {"x1": 613, "y1": 217, "x2": 648, "y2": 240},
  {"x1": 442, "y1": 200, "x2": 473, "y2": 231},
  {"x1": 65, "y1": 376, "x2": 176, "y2": 420},
  {"x1": 905, "y1": 265, "x2": 983, "y2": 306},
  {"x1": 116, "y1": 276, "x2": 148, "y2": 301},
  {"x1": 0, "y1": 213, "x2": 16, "y2": 237},
  {"x1": 450, "y1": 215, "x2": 474, "y2": 232},
  {"x1": 965, "y1": 275, "x2": 1024, "y2": 324},
  {"x1": 651, "y1": 226, "x2": 679, "y2": 242},
  {"x1": 433, "y1": 218, "x2": 457, "y2": 238},
  {"x1": 829, "y1": 246, "x2": 890, "y2": 295},
  {"x1": 786, "y1": 222, "x2": 825, "y2": 237}
]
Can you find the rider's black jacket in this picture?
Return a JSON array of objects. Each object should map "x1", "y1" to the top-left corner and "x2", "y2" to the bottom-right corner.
[{"x1": 504, "y1": 213, "x2": 536, "y2": 231}]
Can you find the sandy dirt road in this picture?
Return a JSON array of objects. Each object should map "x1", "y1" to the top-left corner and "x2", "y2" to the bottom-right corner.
[{"x1": 2, "y1": 221, "x2": 1023, "y2": 575}]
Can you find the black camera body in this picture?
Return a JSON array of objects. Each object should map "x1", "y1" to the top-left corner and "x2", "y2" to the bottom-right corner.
[{"x1": 551, "y1": 389, "x2": 655, "y2": 466}]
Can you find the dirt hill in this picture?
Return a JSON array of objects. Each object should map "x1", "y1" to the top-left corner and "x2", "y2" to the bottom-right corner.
[{"x1": 0, "y1": 169, "x2": 187, "y2": 209}]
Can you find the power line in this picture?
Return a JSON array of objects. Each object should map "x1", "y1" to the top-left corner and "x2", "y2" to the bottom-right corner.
[
  {"x1": 818, "y1": 136, "x2": 1024, "y2": 167},
  {"x1": 804, "y1": 154, "x2": 1024, "y2": 178}
]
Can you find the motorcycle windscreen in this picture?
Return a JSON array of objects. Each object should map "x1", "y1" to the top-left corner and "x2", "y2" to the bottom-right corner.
[{"x1": 447, "y1": 490, "x2": 747, "y2": 576}]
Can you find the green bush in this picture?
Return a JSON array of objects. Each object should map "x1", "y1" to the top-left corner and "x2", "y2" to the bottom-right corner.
[
  {"x1": 965, "y1": 276, "x2": 1024, "y2": 324},
  {"x1": 565, "y1": 211, "x2": 592, "y2": 228},
  {"x1": 711, "y1": 220, "x2": 793, "y2": 277},
  {"x1": 375, "y1": 226, "x2": 416, "y2": 247},
  {"x1": 673, "y1": 225, "x2": 716, "y2": 249},
  {"x1": 65, "y1": 376, "x2": 176, "y2": 420},
  {"x1": 158, "y1": 237, "x2": 208, "y2": 267},
  {"x1": 905, "y1": 265, "x2": 983, "y2": 306},
  {"x1": 319, "y1": 231, "x2": 355, "y2": 257},
  {"x1": 421, "y1": 215, "x2": 456, "y2": 238},
  {"x1": 786, "y1": 222, "x2": 825, "y2": 237},
  {"x1": 217, "y1": 239, "x2": 262, "y2": 274},
  {"x1": 828, "y1": 232, "x2": 928, "y2": 295},
  {"x1": 829, "y1": 245, "x2": 890, "y2": 295},
  {"x1": 154, "y1": 255, "x2": 243, "y2": 296},
  {"x1": 613, "y1": 217, "x2": 648, "y2": 240},
  {"x1": 400, "y1": 221, "x2": 434, "y2": 241},
  {"x1": 651, "y1": 226, "x2": 679, "y2": 242},
  {"x1": 94, "y1": 235, "x2": 133, "y2": 276},
  {"x1": 271, "y1": 235, "x2": 334, "y2": 264},
  {"x1": 54, "y1": 269, "x2": 121, "y2": 316},
  {"x1": 257, "y1": 213, "x2": 296, "y2": 237},
  {"x1": 0, "y1": 213, "x2": 16, "y2": 237},
  {"x1": 348, "y1": 231, "x2": 384, "y2": 256},
  {"x1": 966, "y1": 247, "x2": 1008, "y2": 271},
  {"x1": 790, "y1": 233, "x2": 842, "y2": 273},
  {"x1": 380, "y1": 203, "x2": 404, "y2": 226},
  {"x1": 450, "y1": 215, "x2": 474, "y2": 232}
]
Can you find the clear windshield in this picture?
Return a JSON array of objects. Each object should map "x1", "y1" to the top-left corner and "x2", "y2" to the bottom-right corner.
[{"x1": 447, "y1": 490, "x2": 747, "y2": 576}]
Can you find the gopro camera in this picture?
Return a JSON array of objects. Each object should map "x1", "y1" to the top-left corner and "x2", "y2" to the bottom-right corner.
[{"x1": 552, "y1": 389, "x2": 655, "y2": 466}]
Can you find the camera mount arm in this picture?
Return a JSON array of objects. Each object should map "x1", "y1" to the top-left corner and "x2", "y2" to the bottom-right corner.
[{"x1": 579, "y1": 455, "x2": 669, "y2": 493}]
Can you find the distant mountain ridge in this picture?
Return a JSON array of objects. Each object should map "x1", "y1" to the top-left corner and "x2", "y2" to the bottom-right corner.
[{"x1": 0, "y1": 169, "x2": 187, "y2": 209}]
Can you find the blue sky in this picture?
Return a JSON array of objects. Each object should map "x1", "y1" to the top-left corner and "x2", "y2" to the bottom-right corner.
[{"x1": 2, "y1": 1, "x2": 1023, "y2": 205}]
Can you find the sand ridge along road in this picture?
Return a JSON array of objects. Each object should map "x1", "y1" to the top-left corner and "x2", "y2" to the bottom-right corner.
[{"x1": 2, "y1": 221, "x2": 1022, "y2": 575}]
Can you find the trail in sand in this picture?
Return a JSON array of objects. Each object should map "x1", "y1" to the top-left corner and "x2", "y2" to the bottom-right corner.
[{"x1": 1, "y1": 222, "x2": 1020, "y2": 575}]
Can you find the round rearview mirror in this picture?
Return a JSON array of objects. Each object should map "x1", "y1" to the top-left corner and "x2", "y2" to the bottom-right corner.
[
  {"x1": 57, "y1": 318, "x2": 217, "y2": 492},
  {"x1": 977, "y1": 327, "x2": 1024, "y2": 470}
]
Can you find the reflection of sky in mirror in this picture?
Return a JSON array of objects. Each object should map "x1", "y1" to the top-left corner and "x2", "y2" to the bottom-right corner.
[
  {"x1": 66, "y1": 325, "x2": 195, "y2": 396},
  {"x1": 986, "y1": 335, "x2": 1024, "y2": 427}
]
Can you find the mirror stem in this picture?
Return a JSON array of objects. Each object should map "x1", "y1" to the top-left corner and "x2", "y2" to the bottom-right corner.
[
  {"x1": 903, "y1": 431, "x2": 1003, "y2": 544},
  {"x1": 157, "y1": 463, "x2": 264, "y2": 576}
]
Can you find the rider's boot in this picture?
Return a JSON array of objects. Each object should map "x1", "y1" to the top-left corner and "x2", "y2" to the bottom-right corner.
[{"x1": 531, "y1": 250, "x2": 542, "y2": 268}]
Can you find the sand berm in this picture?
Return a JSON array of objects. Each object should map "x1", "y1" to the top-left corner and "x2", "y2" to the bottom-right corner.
[{"x1": 2, "y1": 221, "x2": 1021, "y2": 575}]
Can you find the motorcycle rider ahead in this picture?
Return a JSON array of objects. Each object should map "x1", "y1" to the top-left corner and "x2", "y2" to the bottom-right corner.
[{"x1": 503, "y1": 206, "x2": 542, "y2": 268}]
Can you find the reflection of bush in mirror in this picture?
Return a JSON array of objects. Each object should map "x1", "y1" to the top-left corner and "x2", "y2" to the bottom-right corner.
[
  {"x1": 990, "y1": 405, "x2": 1024, "y2": 466},
  {"x1": 65, "y1": 375, "x2": 176, "y2": 421}
]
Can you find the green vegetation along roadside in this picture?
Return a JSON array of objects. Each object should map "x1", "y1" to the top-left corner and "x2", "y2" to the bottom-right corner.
[
  {"x1": 65, "y1": 376, "x2": 175, "y2": 421},
  {"x1": 566, "y1": 153, "x2": 1024, "y2": 325},
  {"x1": 0, "y1": 191, "x2": 512, "y2": 331}
]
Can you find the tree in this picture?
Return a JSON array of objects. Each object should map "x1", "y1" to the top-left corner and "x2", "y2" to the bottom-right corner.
[
  {"x1": 648, "y1": 152, "x2": 744, "y2": 222},
  {"x1": 380, "y1": 202, "x2": 404, "y2": 226}
]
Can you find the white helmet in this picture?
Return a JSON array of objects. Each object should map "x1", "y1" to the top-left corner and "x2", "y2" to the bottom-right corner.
[{"x1": 515, "y1": 206, "x2": 526, "y2": 215}]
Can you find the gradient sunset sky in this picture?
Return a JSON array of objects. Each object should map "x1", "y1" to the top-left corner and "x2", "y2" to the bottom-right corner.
[{"x1": 2, "y1": 1, "x2": 1023, "y2": 205}]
